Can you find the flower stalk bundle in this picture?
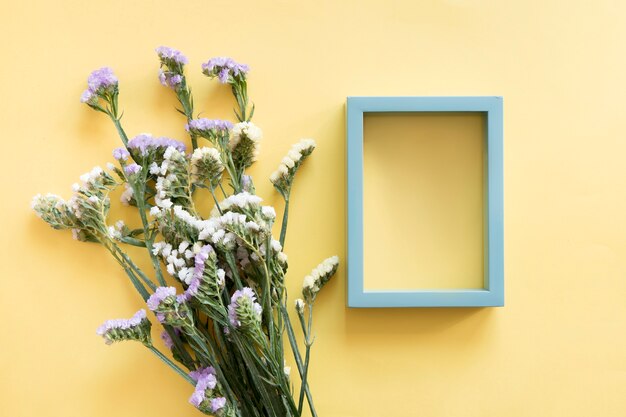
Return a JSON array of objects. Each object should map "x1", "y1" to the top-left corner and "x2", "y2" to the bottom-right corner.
[{"x1": 33, "y1": 46, "x2": 338, "y2": 417}]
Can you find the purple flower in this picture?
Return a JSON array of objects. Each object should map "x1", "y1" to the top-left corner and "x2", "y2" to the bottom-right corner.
[
  {"x1": 201, "y1": 57, "x2": 249, "y2": 83},
  {"x1": 146, "y1": 286, "x2": 177, "y2": 311},
  {"x1": 112, "y1": 147, "x2": 130, "y2": 160},
  {"x1": 127, "y1": 133, "x2": 186, "y2": 155},
  {"x1": 218, "y1": 68, "x2": 229, "y2": 83},
  {"x1": 159, "y1": 70, "x2": 183, "y2": 89},
  {"x1": 80, "y1": 89, "x2": 95, "y2": 104},
  {"x1": 160, "y1": 330, "x2": 174, "y2": 349},
  {"x1": 96, "y1": 309, "x2": 150, "y2": 345},
  {"x1": 170, "y1": 74, "x2": 183, "y2": 85},
  {"x1": 87, "y1": 67, "x2": 118, "y2": 92},
  {"x1": 96, "y1": 309, "x2": 146, "y2": 336},
  {"x1": 189, "y1": 391, "x2": 205, "y2": 408},
  {"x1": 211, "y1": 397, "x2": 226, "y2": 412},
  {"x1": 156, "y1": 46, "x2": 188, "y2": 66},
  {"x1": 189, "y1": 366, "x2": 216, "y2": 382},
  {"x1": 124, "y1": 163, "x2": 142, "y2": 175},
  {"x1": 228, "y1": 287, "x2": 262, "y2": 327},
  {"x1": 189, "y1": 371, "x2": 218, "y2": 409},
  {"x1": 185, "y1": 118, "x2": 233, "y2": 135},
  {"x1": 179, "y1": 245, "x2": 215, "y2": 303}
]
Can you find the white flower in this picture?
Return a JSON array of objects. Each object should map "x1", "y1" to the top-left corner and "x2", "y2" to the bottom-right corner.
[
  {"x1": 149, "y1": 162, "x2": 160, "y2": 175},
  {"x1": 295, "y1": 299, "x2": 305, "y2": 311},
  {"x1": 216, "y1": 269, "x2": 226, "y2": 286},
  {"x1": 303, "y1": 275, "x2": 316, "y2": 290},
  {"x1": 284, "y1": 366, "x2": 291, "y2": 377},
  {"x1": 277, "y1": 252, "x2": 288, "y2": 264},
  {"x1": 178, "y1": 267, "x2": 193, "y2": 284},
  {"x1": 261, "y1": 206, "x2": 276, "y2": 219},
  {"x1": 107, "y1": 225, "x2": 121, "y2": 240},
  {"x1": 178, "y1": 241, "x2": 190, "y2": 253},
  {"x1": 79, "y1": 166, "x2": 104, "y2": 185},
  {"x1": 231, "y1": 122, "x2": 263, "y2": 149},
  {"x1": 152, "y1": 241, "x2": 165, "y2": 256},
  {"x1": 120, "y1": 184, "x2": 134, "y2": 205},
  {"x1": 149, "y1": 206, "x2": 161, "y2": 216},
  {"x1": 159, "y1": 198, "x2": 173, "y2": 209}
]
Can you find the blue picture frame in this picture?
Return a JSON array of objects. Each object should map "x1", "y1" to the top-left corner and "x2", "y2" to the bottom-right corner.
[{"x1": 347, "y1": 96, "x2": 504, "y2": 307}]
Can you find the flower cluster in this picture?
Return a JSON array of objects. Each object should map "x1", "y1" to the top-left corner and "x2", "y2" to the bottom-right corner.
[
  {"x1": 201, "y1": 57, "x2": 249, "y2": 84},
  {"x1": 191, "y1": 147, "x2": 224, "y2": 188},
  {"x1": 182, "y1": 245, "x2": 226, "y2": 308},
  {"x1": 211, "y1": 191, "x2": 262, "y2": 217},
  {"x1": 96, "y1": 309, "x2": 152, "y2": 346},
  {"x1": 147, "y1": 287, "x2": 194, "y2": 328},
  {"x1": 153, "y1": 146, "x2": 193, "y2": 209},
  {"x1": 227, "y1": 287, "x2": 262, "y2": 330},
  {"x1": 127, "y1": 133, "x2": 187, "y2": 157},
  {"x1": 186, "y1": 119, "x2": 233, "y2": 143},
  {"x1": 270, "y1": 139, "x2": 316, "y2": 197},
  {"x1": 189, "y1": 367, "x2": 234, "y2": 416},
  {"x1": 80, "y1": 67, "x2": 118, "y2": 107},
  {"x1": 302, "y1": 256, "x2": 339, "y2": 302},
  {"x1": 153, "y1": 240, "x2": 198, "y2": 284},
  {"x1": 156, "y1": 46, "x2": 188, "y2": 90},
  {"x1": 230, "y1": 122, "x2": 262, "y2": 170}
]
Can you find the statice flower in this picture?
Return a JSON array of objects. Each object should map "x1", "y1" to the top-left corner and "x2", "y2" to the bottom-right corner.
[
  {"x1": 156, "y1": 46, "x2": 189, "y2": 67},
  {"x1": 159, "y1": 70, "x2": 183, "y2": 89},
  {"x1": 96, "y1": 309, "x2": 152, "y2": 346},
  {"x1": 127, "y1": 133, "x2": 186, "y2": 157},
  {"x1": 80, "y1": 67, "x2": 119, "y2": 109},
  {"x1": 302, "y1": 256, "x2": 339, "y2": 302},
  {"x1": 147, "y1": 286, "x2": 194, "y2": 328},
  {"x1": 31, "y1": 193, "x2": 76, "y2": 230},
  {"x1": 188, "y1": 367, "x2": 234, "y2": 415},
  {"x1": 228, "y1": 287, "x2": 262, "y2": 330},
  {"x1": 270, "y1": 139, "x2": 316, "y2": 197},
  {"x1": 295, "y1": 298, "x2": 305, "y2": 314},
  {"x1": 179, "y1": 245, "x2": 226, "y2": 307},
  {"x1": 120, "y1": 183, "x2": 134, "y2": 206},
  {"x1": 230, "y1": 122, "x2": 262, "y2": 170},
  {"x1": 201, "y1": 57, "x2": 249, "y2": 84},
  {"x1": 185, "y1": 118, "x2": 233, "y2": 142},
  {"x1": 190, "y1": 147, "x2": 224, "y2": 188},
  {"x1": 107, "y1": 219, "x2": 126, "y2": 240},
  {"x1": 160, "y1": 330, "x2": 175, "y2": 349},
  {"x1": 124, "y1": 163, "x2": 142, "y2": 176},
  {"x1": 87, "y1": 67, "x2": 118, "y2": 92},
  {"x1": 189, "y1": 366, "x2": 216, "y2": 382},
  {"x1": 112, "y1": 147, "x2": 130, "y2": 161},
  {"x1": 210, "y1": 191, "x2": 262, "y2": 217},
  {"x1": 152, "y1": 147, "x2": 195, "y2": 209}
]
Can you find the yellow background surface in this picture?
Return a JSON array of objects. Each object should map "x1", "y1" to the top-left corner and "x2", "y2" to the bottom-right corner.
[
  {"x1": 363, "y1": 113, "x2": 485, "y2": 290},
  {"x1": 2, "y1": 1, "x2": 626, "y2": 416}
]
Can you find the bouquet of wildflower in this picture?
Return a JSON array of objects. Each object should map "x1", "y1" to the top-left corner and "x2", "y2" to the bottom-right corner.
[{"x1": 32, "y1": 46, "x2": 338, "y2": 417}]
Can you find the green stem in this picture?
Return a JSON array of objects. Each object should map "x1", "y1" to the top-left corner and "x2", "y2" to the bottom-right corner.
[
  {"x1": 279, "y1": 194, "x2": 290, "y2": 248},
  {"x1": 111, "y1": 117, "x2": 129, "y2": 146},
  {"x1": 280, "y1": 305, "x2": 318, "y2": 417},
  {"x1": 298, "y1": 305, "x2": 314, "y2": 414},
  {"x1": 147, "y1": 345, "x2": 195, "y2": 385},
  {"x1": 131, "y1": 174, "x2": 166, "y2": 287},
  {"x1": 114, "y1": 246, "x2": 157, "y2": 291}
]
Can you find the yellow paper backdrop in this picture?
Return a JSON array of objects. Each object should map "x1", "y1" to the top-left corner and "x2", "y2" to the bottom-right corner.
[{"x1": 2, "y1": 1, "x2": 626, "y2": 416}]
